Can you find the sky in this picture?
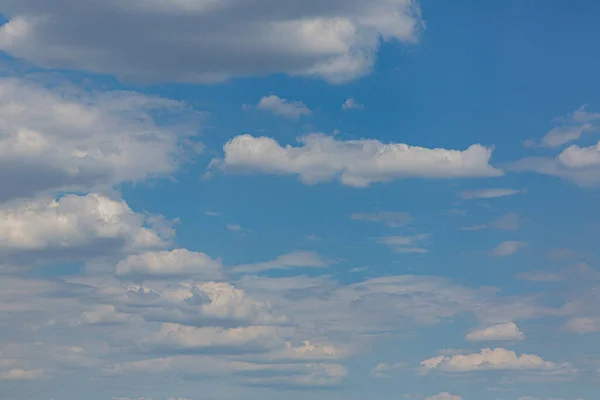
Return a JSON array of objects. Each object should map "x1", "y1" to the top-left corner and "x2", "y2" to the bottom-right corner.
[{"x1": 0, "y1": 1, "x2": 599, "y2": 400}]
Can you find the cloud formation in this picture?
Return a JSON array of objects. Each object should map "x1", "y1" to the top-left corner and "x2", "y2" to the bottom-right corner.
[
  {"x1": 211, "y1": 134, "x2": 502, "y2": 187},
  {"x1": 0, "y1": 0, "x2": 423, "y2": 83},
  {"x1": 0, "y1": 78, "x2": 202, "y2": 202}
]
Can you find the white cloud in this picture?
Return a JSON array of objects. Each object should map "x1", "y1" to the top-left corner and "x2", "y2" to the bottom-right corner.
[
  {"x1": 141, "y1": 323, "x2": 286, "y2": 354},
  {"x1": 226, "y1": 223, "x2": 244, "y2": 232},
  {"x1": 492, "y1": 241, "x2": 527, "y2": 257},
  {"x1": 378, "y1": 234, "x2": 429, "y2": 253},
  {"x1": 350, "y1": 211, "x2": 414, "y2": 227},
  {"x1": 128, "y1": 281, "x2": 288, "y2": 328},
  {"x1": 116, "y1": 249, "x2": 224, "y2": 281},
  {"x1": 511, "y1": 140, "x2": 600, "y2": 187},
  {"x1": 425, "y1": 393, "x2": 464, "y2": 400},
  {"x1": 0, "y1": 0, "x2": 423, "y2": 84},
  {"x1": 256, "y1": 95, "x2": 312, "y2": 119},
  {"x1": 420, "y1": 348, "x2": 562, "y2": 372},
  {"x1": 211, "y1": 133, "x2": 502, "y2": 187},
  {"x1": 342, "y1": 98, "x2": 364, "y2": 110},
  {"x1": 465, "y1": 322, "x2": 525, "y2": 341},
  {"x1": 536, "y1": 106, "x2": 600, "y2": 148},
  {"x1": 0, "y1": 77, "x2": 202, "y2": 202},
  {"x1": 233, "y1": 251, "x2": 329, "y2": 273},
  {"x1": 460, "y1": 188, "x2": 522, "y2": 199},
  {"x1": 0, "y1": 193, "x2": 170, "y2": 261},
  {"x1": 563, "y1": 317, "x2": 599, "y2": 334}
]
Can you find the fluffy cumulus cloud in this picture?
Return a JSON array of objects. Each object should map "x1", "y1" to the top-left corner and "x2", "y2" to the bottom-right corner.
[
  {"x1": 256, "y1": 95, "x2": 312, "y2": 119},
  {"x1": 0, "y1": 0, "x2": 423, "y2": 83},
  {"x1": 420, "y1": 348, "x2": 563, "y2": 373},
  {"x1": 211, "y1": 134, "x2": 502, "y2": 187},
  {"x1": 465, "y1": 322, "x2": 525, "y2": 341},
  {"x1": 0, "y1": 78, "x2": 202, "y2": 202},
  {"x1": 0, "y1": 193, "x2": 171, "y2": 262}
]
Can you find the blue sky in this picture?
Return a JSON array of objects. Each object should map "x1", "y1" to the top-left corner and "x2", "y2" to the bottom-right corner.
[{"x1": 0, "y1": 1, "x2": 599, "y2": 400}]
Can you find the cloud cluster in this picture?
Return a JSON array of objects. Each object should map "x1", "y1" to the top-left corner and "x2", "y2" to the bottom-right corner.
[{"x1": 0, "y1": 77, "x2": 201, "y2": 202}]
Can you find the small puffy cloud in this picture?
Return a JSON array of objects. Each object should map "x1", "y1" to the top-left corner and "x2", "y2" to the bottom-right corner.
[
  {"x1": 563, "y1": 317, "x2": 599, "y2": 334},
  {"x1": 342, "y1": 98, "x2": 364, "y2": 110},
  {"x1": 211, "y1": 134, "x2": 502, "y2": 187},
  {"x1": 420, "y1": 348, "x2": 562, "y2": 373},
  {"x1": 0, "y1": 193, "x2": 170, "y2": 262},
  {"x1": 492, "y1": 241, "x2": 527, "y2": 257},
  {"x1": 0, "y1": 77, "x2": 201, "y2": 202},
  {"x1": 233, "y1": 251, "x2": 329, "y2": 273},
  {"x1": 465, "y1": 322, "x2": 525, "y2": 341},
  {"x1": 350, "y1": 211, "x2": 414, "y2": 227},
  {"x1": 256, "y1": 95, "x2": 312, "y2": 119},
  {"x1": 0, "y1": 0, "x2": 423, "y2": 84},
  {"x1": 378, "y1": 234, "x2": 429, "y2": 253},
  {"x1": 460, "y1": 188, "x2": 523, "y2": 199},
  {"x1": 425, "y1": 393, "x2": 464, "y2": 400},
  {"x1": 116, "y1": 249, "x2": 223, "y2": 281}
]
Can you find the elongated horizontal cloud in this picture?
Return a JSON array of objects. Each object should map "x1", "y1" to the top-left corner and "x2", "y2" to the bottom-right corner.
[
  {"x1": 116, "y1": 249, "x2": 224, "y2": 281},
  {"x1": 420, "y1": 348, "x2": 561, "y2": 372},
  {"x1": 350, "y1": 211, "x2": 414, "y2": 227},
  {"x1": 233, "y1": 251, "x2": 329, "y2": 273},
  {"x1": 0, "y1": 77, "x2": 202, "y2": 202},
  {"x1": 211, "y1": 134, "x2": 502, "y2": 187},
  {"x1": 425, "y1": 393, "x2": 464, "y2": 400},
  {"x1": 460, "y1": 188, "x2": 522, "y2": 199},
  {"x1": 465, "y1": 322, "x2": 525, "y2": 341},
  {"x1": 0, "y1": 0, "x2": 423, "y2": 83}
]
